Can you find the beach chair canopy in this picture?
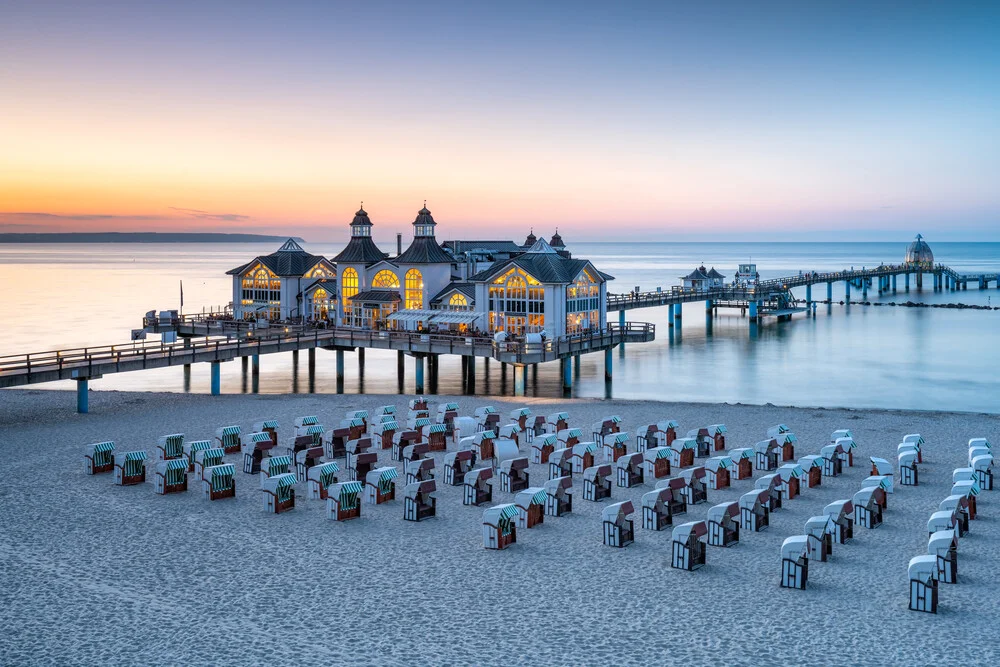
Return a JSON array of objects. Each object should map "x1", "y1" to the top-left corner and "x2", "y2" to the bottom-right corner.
[
  {"x1": 820, "y1": 444, "x2": 843, "y2": 459},
  {"x1": 672, "y1": 521, "x2": 707, "y2": 543},
  {"x1": 185, "y1": 439, "x2": 211, "y2": 453},
  {"x1": 515, "y1": 487, "x2": 548, "y2": 509},
  {"x1": 156, "y1": 459, "x2": 188, "y2": 474},
  {"x1": 728, "y1": 447, "x2": 753, "y2": 461},
  {"x1": 474, "y1": 406, "x2": 497, "y2": 418},
  {"x1": 636, "y1": 423, "x2": 657, "y2": 438},
  {"x1": 499, "y1": 424, "x2": 522, "y2": 438},
  {"x1": 776, "y1": 433, "x2": 797, "y2": 445},
  {"x1": 494, "y1": 439, "x2": 520, "y2": 463},
  {"x1": 535, "y1": 434, "x2": 558, "y2": 448},
  {"x1": 870, "y1": 457, "x2": 892, "y2": 475},
  {"x1": 550, "y1": 448, "x2": 573, "y2": 465},
  {"x1": 952, "y1": 467, "x2": 975, "y2": 483},
  {"x1": 367, "y1": 466, "x2": 399, "y2": 486},
  {"x1": 902, "y1": 433, "x2": 925, "y2": 446},
  {"x1": 831, "y1": 429, "x2": 853, "y2": 441},
  {"x1": 755, "y1": 474, "x2": 780, "y2": 491},
  {"x1": 969, "y1": 446, "x2": 991, "y2": 465},
  {"x1": 263, "y1": 472, "x2": 296, "y2": 493},
  {"x1": 158, "y1": 433, "x2": 184, "y2": 446},
  {"x1": 680, "y1": 467, "x2": 706, "y2": 483},
  {"x1": 317, "y1": 460, "x2": 341, "y2": 477},
  {"x1": 656, "y1": 477, "x2": 687, "y2": 492},
  {"x1": 465, "y1": 467, "x2": 493, "y2": 485},
  {"x1": 754, "y1": 439, "x2": 779, "y2": 455},
  {"x1": 968, "y1": 437, "x2": 991, "y2": 450},
  {"x1": 644, "y1": 446, "x2": 672, "y2": 462},
  {"x1": 972, "y1": 455, "x2": 993, "y2": 473},
  {"x1": 544, "y1": 476, "x2": 573, "y2": 493},
  {"x1": 898, "y1": 451, "x2": 918, "y2": 467},
  {"x1": 88, "y1": 441, "x2": 116, "y2": 455},
  {"x1": 657, "y1": 420, "x2": 680, "y2": 432},
  {"x1": 740, "y1": 489, "x2": 769, "y2": 510},
  {"x1": 707, "y1": 501, "x2": 738, "y2": 524},
  {"x1": 483, "y1": 503, "x2": 519, "y2": 528},
  {"x1": 548, "y1": 412, "x2": 569, "y2": 423},
  {"x1": 474, "y1": 430, "x2": 496, "y2": 444},
  {"x1": 602, "y1": 500, "x2": 635, "y2": 523},
  {"x1": 853, "y1": 487, "x2": 879, "y2": 506},
  {"x1": 781, "y1": 535, "x2": 810, "y2": 560},
  {"x1": 413, "y1": 417, "x2": 432, "y2": 428},
  {"x1": 375, "y1": 421, "x2": 399, "y2": 434},
  {"x1": 939, "y1": 495, "x2": 968, "y2": 515},
  {"x1": 766, "y1": 424, "x2": 790, "y2": 437},
  {"x1": 672, "y1": 437, "x2": 697, "y2": 452},
  {"x1": 500, "y1": 457, "x2": 529, "y2": 474},
  {"x1": 897, "y1": 443, "x2": 919, "y2": 457},
  {"x1": 295, "y1": 416, "x2": 319, "y2": 428},
  {"x1": 558, "y1": 428, "x2": 583, "y2": 441},
  {"x1": 346, "y1": 409, "x2": 369, "y2": 420},
  {"x1": 823, "y1": 499, "x2": 853, "y2": 518},
  {"x1": 572, "y1": 442, "x2": 598, "y2": 456},
  {"x1": 705, "y1": 456, "x2": 732, "y2": 472},
  {"x1": 510, "y1": 407, "x2": 532, "y2": 419},
  {"x1": 377, "y1": 405, "x2": 396, "y2": 415},
  {"x1": 709, "y1": 424, "x2": 727, "y2": 435},
  {"x1": 927, "y1": 530, "x2": 958, "y2": 556},
  {"x1": 835, "y1": 437, "x2": 857, "y2": 451},
  {"x1": 617, "y1": 452, "x2": 643, "y2": 469},
  {"x1": 804, "y1": 515, "x2": 831, "y2": 537},
  {"x1": 642, "y1": 487, "x2": 672, "y2": 508},
  {"x1": 347, "y1": 437, "x2": 373, "y2": 454},
  {"x1": 406, "y1": 457, "x2": 435, "y2": 474},
  {"x1": 409, "y1": 399, "x2": 428, "y2": 410},
  {"x1": 403, "y1": 442, "x2": 430, "y2": 459},
  {"x1": 446, "y1": 450, "x2": 474, "y2": 466},
  {"x1": 340, "y1": 418, "x2": 365, "y2": 430},
  {"x1": 798, "y1": 455, "x2": 822, "y2": 470},
  {"x1": 216, "y1": 425, "x2": 241, "y2": 438},
  {"x1": 604, "y1": 432, "x2": 630, "y2": 446},
  {"x1": 404, "y1": 479, "x2": 437, "y2": 499},
  {"x1": 117, "y1": 450, "x2": 148, "y2": 463},
  {"x1": 584, "y1": 464, "x2": 612, "y2": 481},
  {"x1": 908, "y1": 555, "x2": 937, "y2": 583},
  {"x1": 928, "y1": 510, "x2": 956, "y2": 533},
  {"x1": 254, "y1": 419, "x2": 279, "y2": 430},
  {"x1": 863, "y1": 475, "x2": 891, "y2": 492},
  {"x1": 776, "y1": 464, "x2": 803, "y2": 482},
  {"x1": 332, "y1": 480, "x2": 364, "y2": 498},
  {"x1": 208, "y1": 464, "x2": 235, "y2": 486}
]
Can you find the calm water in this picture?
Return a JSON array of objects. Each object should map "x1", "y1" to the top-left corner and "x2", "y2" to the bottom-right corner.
[{"x1": 2, "y1": 241, "x2": 998, "y2": 412}]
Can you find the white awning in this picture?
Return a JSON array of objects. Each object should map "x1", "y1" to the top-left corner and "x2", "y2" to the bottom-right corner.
[
  {"x1": 388, "y1": 309, "x2": 439, "y2": 324},
  {"x1": 388, "y1": 309, "x2": 483, "y2": 325}
]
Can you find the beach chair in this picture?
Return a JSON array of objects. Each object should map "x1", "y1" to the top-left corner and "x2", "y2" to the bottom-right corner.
[
  {"x1": 471, "y1": 430, "x2": 496, "y2": 462},
  {"x1": 706, "y1": 501, "x2": 740, "y2": 547},
  {"x1": 492, "y1": 439, "x2": 521, "y2": 472},
  {"x1": 405, "y1": 457, "x2": 436, "y2": 486},
  {"x1": 671, "y1": 521, "x2": 708, "y2": 571},
  {"x1": 183, "y1": 440, "x2": 212, "y2": 473},
  {"x1": 214, "y1": 425, "x2": 241, "y2": 454},
  {"x1": 898, "y1": 451, "x2": 919, "y2": 486},
  {"x1": 375, "y1": 405, "x2": 396, "y2": 419},
  {"x1": 688, "y1": 425, "x2": 726, "y2": 456},
  {"x1": 402, "y1": 442, "x2": 430, "y2": 466},
  {"x1": 498, "y1": 424, "x2": 524, "y2": 450},
  {"x1": 409, "y1": 398, "x2": 429, "y2": 413},
  {"x1": 323, "y1": 427, "x2": 350, "y2": 459},
  {"x1": 971, "y1": 455, "x2": 993, "y2": 491},
  {"x1": 908, "y1": 555, "x2": 938, "y2": 614},
  {"x1": 728, "y1": 448, "x2": 754, "y2": 480},
  {"x1": 870, "y1": 456, "x2": 893, "y2": 478},
  {"x1": 294, "y1": 446, "x2": 324, "y2": 482},
  {"x1": 515, "y1": 487, "x2": 547, "y2": 528},
  {"x1": 641, "y1": 486, "x2": 675, "y2": 531},
  {"x1": 798, "y1": 455, "x2": 823, "y2": 488},
  {"x1": 453, "y1": 416, "x2": 478, "y2": 440},
  {"x1": 499, "y1": 457, "x2": 530, "y2": 493},
  {"x1": 338, "y1": 418, "x2": 367, "y2": 442},
  {"x1": 634, "y1": 423, "x2": 658, "y2": 453},
  {"x1": 156, "y1": 434, "x2": 184, "y2": 461},
  {"x1": 426, "y1": 424, "x2": 448, "y2": 452},
  {"x1": 928, "y1": 510, "x2": 958, "y2": 540},
  {"x1": 294, "y1": 415, "x2": 320, "y2": 434},
  {"x1": 252, "y1": 420, "x2": 279, "y2": 448},
  {"x1": 903, "y1": 434, "x2": 925, "y2": 463},
  {"x1": 679, "y1": 467, "x2": 708, "y2": 505},
  {"x1": 326, "y1": 481, "x2": 363, "y2": 521},
  {"x1": 835, "y1": 437, "x2": 857, "y2": 467},
  {"x1": 391, "y1": 430, "x2": 420, "y2": 462},
  {"x1": 261, "y1": 473, "x2": 296, "y2": 513},
  {"x1": 780, "y1": 536, "x2": 809, "y2": 590},
  {"x1": 582, "y1": 464, "x2": 612, "y2": 502},
  {"x1": 344, "y1": 409, "x2": 369, "y2": 432},
  {"x1": 642, "y1": 446, "x2": 672, "y2": 481},
  {"x1": 544, "y1": 476, "x2": 573, "y2": 516},
  {"x1": 704, "y1": 456, "x2": 732, "y2": 490},
  {"x1": 939, "y1": 496, "x2": 970, "y2": 536},
  {"x1": 194, "y1": 447, "x2": 225, "y2": 480},
  {"x1": 571, "y1": 442, "x2": 598, "y2": 474},
  {"x1": 474, "y1": 406, "x2": 499, "y2": 433},
  {"x1": 602, "y1": 432, "x2": 630, "y2": 464},
  {"x1": 557, "y1": 427, "x2": 582, "y2": 449},
  {"x1": 755, "y1": 474, "x2": 783, "y2": 512},
  {"x1": 463, "y1": 468, "x2": 493, "y2": 506},
  {"x1": 444, "y1": 450, "x2": 475, "y2": 486},
  {"x1": 154, "y1": 459, "x2": 188, "y2": 494},
  {"x1": 853, "y1": 486, "x2": 884, "y2": 529},
  {"x1": 804, "y1": 515, "x2": 833, "y2": 562},
  {"x1": 548, "y1": 447, "x2": 573, "y2": 480},
  {"x1": 655, "y1": 420, "x2": 679, "y2": 449},
  {"x1": 84, "y1": 441, "x2": 115, "y2": 475},
  {"x1": 403, "y1": 480, "x2": 437, "y2": 521},
  {"x1": 307, "y1": 461, "x2": 341, "y2": 500},
  {"x1": 766, "y1": 424, "x2": 791, "y2": 438},
  {"x1": 776, "y1": 464, "x2": 804, "y2": 500},
  {"x1": 532, "y1": 434, "x2": 559, "y2": 465},
  {"x1": 820, "y1": 444, "x2": 844, "y2": 477},
  {"x1": 365, "y1": 467, "x2": 398, "y2": 505},
  {"x1": 739, "y1": 490, "x2": 770, "y2": 532},
  {"x1": 754, "y1": 439, "x2": 780, "y2": 472},
  {"x1": 616, "y1": 452, "x2": 644, "y2": 488},
  {"x1": 202, "y1": 463, "x2": 236, "y2": 501},
  {"x1": 546, "y1": 412, "x2": 569, "y2": 435},
  {"x1": 509, "y1": 407, "x2": 533, "y2": 435},
  {"x1": 602, "y1": 501, "x2": 635, "y2": 548},
  {"x1": 863, "y1": 474, "x2": 893, "y2": 496},
  {"x1": 241, "y1": 432, "x2": 276, "y2": 475},
  {"x1": 436, "y1": 402, "x2": 459, "y2": 440},
  {"x1": 928, "y1": 530, "x2": 958, "y2": 584},
  {"x1": 669, "y1": 438, "x2": 697, "y2": 469},
  {"x1": 373, "y1": 420, "x2": 398, "y2": 450},
  {"x1": 591, "y1": 415, "x2": 622, "y2": 444},
  {"x1": 951, "y1": 481, "x2": 979, "y2": 520},
  {"x1": 655, "y1": 477, "x2": 689, "y2": 518},
  {"x1": 482, "y1": 504, "x2": 518, "y2": 550},
  {"x1": 345, "y1": 436, "x2": 372, "y2": 471},
  {"x1": 823, "y1": 500, "x2": 854, "y2": 543},
  {"x1": 114, "y1": 450, "x2": 147, "y2": 486}
]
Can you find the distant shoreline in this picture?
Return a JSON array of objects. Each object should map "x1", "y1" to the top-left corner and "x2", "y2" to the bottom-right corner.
[{"x1": 0, "y1": 232, "x2": 304, "y2": 244}]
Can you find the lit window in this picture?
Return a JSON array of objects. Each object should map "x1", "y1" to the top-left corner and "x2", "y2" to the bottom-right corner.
[
  {"x1": 449, "y1": 293, "x2": 468, "y2": 307},
  {"x1": 342, "y1": 267, "x2": 359, "y2": 305},
  {"x1": 405, "y1": 269, "x2": 423, "y2": 309},
  {"x1": 372, "y1": 270, "x2": 400, "y2": 289}
]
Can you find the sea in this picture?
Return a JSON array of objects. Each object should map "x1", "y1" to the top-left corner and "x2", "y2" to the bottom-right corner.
[{"x1": 2, "y1": 241, "x2": 998, "y2": 413}]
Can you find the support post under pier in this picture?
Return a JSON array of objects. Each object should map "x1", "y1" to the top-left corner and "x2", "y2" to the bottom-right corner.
[
  {"x1": 210, "y1": 361, "x2": 221, "y2": 396},
  {"x1": 414, "y1": 356, "x2": 424, "y2": 394},
  {"x1": 77, "y1": 378, "x2": 88, "y2": 414},
  {"x1": 604, "y1": 348, "x2": 613, "y2": 382},
  {"x1": 513, "y1": 365, "x2": 525, "y2": 397},
  {"x1": 844, "y1": 280, "x2": 851, "y2": 302},
  {"x1": 668, "y1": 303, "x2": 674, "y2": 327},
  {"x1": 562, "y1": 358, "x2": 572, "y2": 394}
]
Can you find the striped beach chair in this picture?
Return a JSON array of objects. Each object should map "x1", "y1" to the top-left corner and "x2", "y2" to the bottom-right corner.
[
  {"x1": 156, "y1": 434, "x2": 185, "y2": 461},
  {"x1": 203, "y1": 463, "x2": 236, "y2": 500},
  {"x1": 84, "y1": 441, "x2": 115, "y2": 475},
  {"x1": 114, "y1": 450, "x2": 147, "y2": 486}
]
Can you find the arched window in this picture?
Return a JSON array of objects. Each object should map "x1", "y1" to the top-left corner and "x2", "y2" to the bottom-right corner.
[
  {"x1": 342, "y1": 267, "x2": 359, "y2": 305},
  {"x1": 488, "y1": 268, "x2": 543, "y2": 333},
  {"x1": 372, "y1": 270, "x2": 400, "y2": 289},
  {"x1": 405, "y1": 269, "x2": 423, "y2": 309},
  {"x1": 566, "y1": 268, "x2": 599, "y2": 333},
  {"x1": 449, "y1": 293, "x2": 468, "y2": 307},
  {"x1": 240, "y1": 264, "x2": 281, "y2": 314},
  {"x1": 305, "y1": 262, "x2": 332, "y2": 278},
  {"x1": 312, "y1": 288, "x2": 331, "y2": 319}
]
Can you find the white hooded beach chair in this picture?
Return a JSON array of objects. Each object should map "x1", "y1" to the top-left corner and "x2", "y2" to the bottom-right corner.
[
  {"x1": 951, "y1": 481, "x2": 979, "y2": 520},
  {"x1": 571, "y1": 442, "x2": 598, "y2": 474},
  {"x1": 85, "y1": 441, "x2": 115, "y2": 475},
  {"x1": 870, "y1": 457, "x2": 893, "y2": 478},
  {"x1": 602, "y1": 501, "x2": 635, "y2": 548},
  {"x1": 183, "y1": 439, "x2": 212, "y2": 473},
  {"x1": 444, "y1": 450, "x2": 475, "y2": 486},
  {"x1": 404, "y1": 457, "x2": 436, "y2": 486},
  {"x1": 755, "y1": 474, "x2": 783, "y2": 512},
  {"x1": 194, "y1": 447, "x2": 224, "y2": 480},
  {"x1": 863, "y1": 474, "x2": 893, "y2": 495},
  {"x1": 634, "y1": 423, "x2": 658, "y2": 453},
  {"x1": 835, "y1": 437, "x2": 857, "y2": 467},
  {"x1": 402, "y1": 442, "x2": 430, "y2": 465},
  {"x1": 474, "y1": 405, "x2": 499, "y2": 433},
  {"x1": 544, "y1": 476, "x2": 573, "y2": 516},
  {"x1": 592, "y1": 415, "x2": 623, "y2": 444},
  {"x1": 498, "y1": 424, "x2": 524, "y2": 450},
  {"x1": 509, "y1": 406, "x2": 532, "y2": 431},
  {"x1": 655, "y1": 477, "x2": 689, "y2": 518},
  {"x1": 602, "y1": 432, "x2": 630, "y2": 464},
  {"x1": 898, "y1": 451, "x2": 918, "y2": 486},
  {"x1": 971, "y1": 456, "x2": 993, "y2": 490},
  {"x1": 156, "y1": 434, "x2": 184, "y2": 462},
  {"x1": 326, "y1": 481, "x2": 363, "y2": 521},
  {"x1": 259, "y1": 455, "x2": 291, "y2": 488},
  {"x1": 391, "y1": 430, "x2": 420, "y2": 462},
  {"x1": 688, "y1": 424, "x2": 727, "y2": 456},
  {"x1": 679, "y1": 467, "x2": 708, "y2": 505},
  {"x1": 214, "y1": 425, "x2": 241, "y2": 454},
  {"x1": 754, "y1": 439, "x2": 780, "y2": 472},
  {"x1": 582, "y1": 464, "x2": 612, "y2": 502},
  {"x1": 114, "y1": 450, "x2": 147, "y2": 486},
  {"x1": 403, "y1": 480, "x2": 437, "y2": 522},
  {"x1": 557, "y1": 427, "x2": 583, "y2": 448},
  {"x1": 261, "y1": 472, "x2": 296, "y2": 514},
  {"x1": 706, "y1": 501, "x2": 739, "y2": 547},
  {"x1": 463, "y1": 468, "x2": 493, "y2": 506},
  {"x1": 670, "y1": 437, "x2": 697, "y2": 469},
  {"x1": 927, "y1": 510, "x2": 958, "y2": 539},
  {"x1": 365, "y1": 467, "x2": 398, "y2": 505},
  {"x1": 470, "y1": 430, "x2": 497, "y2": 462},
  {"x1": 616, "y1": 452, "x2": 644, "y2": 488},
  {"x1": 798, "y1": 455, "x2": 823, "y2": 488},
  {"x1": 775, "y1": 464, "x2": 803, "y2": 500},
  {"x1": 939, "y1": 496, "x2": 970, "y2": 536},
  {"x1": 704, "y1": 456, "x2": 732, "y2": 490},
  {"x1": 546, "y1": 412, "x2": 569, "y2": 435},
  {"x1": 499, "y1": 457, "x2": 530, "y2": 493},
  {"x1": 728, "y1": 448, "x2": 754, "y2": 480},
  {"x1": 903, "y1": 434, "x2": 925, "y2": 463},
  {"x1": 766, "y1": 424, "x2": 790, "y2": 438},
  {"x1": 780, "y1": 536, "x2": 809, "y2": 590},
  {"x1": 641, "y1": 486, "x2": 675, "y2": 531},
  {"x1": 482, "y1": 504, "x2": 518, "y2": 550},
  {"x1": 251, "y1": 420, "x2": 279, "y2": 448},
  {"x1": 373, "y1": 420, "x2": 398, "y2": 450},
  {"x1": 453, "y1": 416, "x2": 478, "y2": 440},
  {"x1": 853, "y1": 487, "x2": 884, "y2": 529},
  {"x1": 803, "y1": 515, "x2": 832, "y2": 562},
  {"x1": 820, "y1": 444, "x2": 844, "y2": 477},
  {"x1": 823, "y1": 500, "x2": 854, "y2": 543},
  {"x1": 928, "y1": 530, "x2": 958, "y2": 584},
  {"x1": 202, "y1": 463, "x2": 235, "y2": 501},
  {"x1": 154, "y1": 459, "x2": 188, "y2": 495},
  {"x1": 654, "y1": 420, "x2": 680, "y2": 449},
  {"x1": 671, "y1": 521, "x2": 707, "y2": 571},
  {"x1": 425, "y1": 424, "x2": 448, "y2": 452},
  {"x1": 739, "y1": 489, "x2": 770, "y2": 532},
  {"x1": 908, "y1": 555, "x2": 938, "y2": 614},
  {"x1": 242, "y1": 432, "x2": 276, "y2": 475},
  {"x1": 515, "y1": 487, "x2": 547, "y2": 528},
  {"x1": 643, "y1": 446, "x2": 672, "y2": 481},
  {"x1": 492, "y1": 439, "x2": 521, "y2": 472},
  {"x1": 532, "y1": 434, "x2": 559, "y2": 465},
  {"x1": 307, "y1": 461, "x2": 341, "y2": 500},
  {"x1": 548, "y1": 447, "x2": 573, "y2": 480}
]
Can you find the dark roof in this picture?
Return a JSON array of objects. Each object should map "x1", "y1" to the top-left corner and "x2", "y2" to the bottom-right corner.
[
  {"x1": 706, "y1": 267, "x2": 726, "y2": 279},
  {"x1": 430, "y1": 282, "x2": 476, "y2": 304},
  {"x1": 331, "y1": 236, "x2": 389, "y2": 265},
  {"x1": 226, "y1": 239, "x2": 329, "y2": 277},
  {"x1": 523, "y1": 230, "x2": 537, "y2": 246},
  {"x1": 395, "y1": 236, "x2": 455, "y2": 264},
  {"x1": 303, "y1": 279, "x2": 338, "y2": 294},
  {"x1": 350, "y1": 207, "x2": 373, "y2": 227},
  {"x1": 442, "y1": 240, "x2": 523, "y2": 255},
  {"x1": 681, "y1": 268, "x2": 710, "y2": 281},
  {"x1": 413, "y1": 206, "x2": 436, "y2": 231},
  {"x1": 352, "y1": 289, "x2": 401, "y2": 303},
  {"x1": 469, "y1": 254, "x2": 604, "y2": 285},
  {"x1": 549, "y1": 231, "x2": 565, "y2": 248}
]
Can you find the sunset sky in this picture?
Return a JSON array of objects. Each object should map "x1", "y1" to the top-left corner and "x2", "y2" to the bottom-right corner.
[{"x1": 1, "y1": 1, "x2": 998, "y2": 241}]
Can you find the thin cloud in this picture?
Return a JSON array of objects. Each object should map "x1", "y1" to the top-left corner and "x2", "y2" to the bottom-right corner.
[
  {"x1": 0, "y1": 212, "x2": 160, "y2": 221},
  {"x1": 168, "y1": 207, "x2": 250, "y2": 222}
]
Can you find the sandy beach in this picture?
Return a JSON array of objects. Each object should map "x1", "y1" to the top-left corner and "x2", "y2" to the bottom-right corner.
[{"x1": 1, "y1": 388, "x2": 998, "y2": 666}]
